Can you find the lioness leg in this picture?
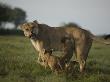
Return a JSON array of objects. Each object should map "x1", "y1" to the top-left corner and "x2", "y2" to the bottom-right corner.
[
  {"x1": 76, "y1": 39, "x2": 92, "y2": 72},
  {"x1": 75, "y1": 46, "x2": 85, "y2": 72},
  {"x1": 60, "y1": 37, "x2": 74, "y2": 68}
]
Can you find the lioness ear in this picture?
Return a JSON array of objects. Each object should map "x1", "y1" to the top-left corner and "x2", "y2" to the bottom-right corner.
[
  {"x1": 33, "y1": 20, "x2": 38, "y2": 24},
  {"x1": 33, "y1": 20, "x2": 39, "y2": 27},
  {"x1": 18, "y1": 24, "x2": 23, "y2": 29}
]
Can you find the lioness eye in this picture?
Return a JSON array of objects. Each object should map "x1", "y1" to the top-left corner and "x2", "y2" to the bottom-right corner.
[{"x1": 25, "y1": 29, "x2": 29, "y2": 31}]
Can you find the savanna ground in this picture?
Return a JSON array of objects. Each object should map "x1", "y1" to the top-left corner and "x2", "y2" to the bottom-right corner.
[{"x1": 0, "y1": 35, "x2": 110, "y2": 82}]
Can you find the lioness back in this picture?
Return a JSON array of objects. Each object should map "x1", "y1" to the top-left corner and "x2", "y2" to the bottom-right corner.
[{"x1": 38, "y1": 24, "x2": 92, "y2": 52}]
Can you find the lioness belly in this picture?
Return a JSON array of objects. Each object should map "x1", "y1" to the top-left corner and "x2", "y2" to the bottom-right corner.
[
  {"x1": 47, "y1": 33, "x2": 66, "y2": 51},
  {"x1": 46, "y1": 28, "x2": 69, "y2": 51},
  {"x1": 49, "y1": 39, "x2": 63, "y2": 51}
]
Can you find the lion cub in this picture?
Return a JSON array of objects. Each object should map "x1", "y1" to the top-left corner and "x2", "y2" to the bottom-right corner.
[{"x1": 42, "y1": 49, "x2": 62, "y2": 73}]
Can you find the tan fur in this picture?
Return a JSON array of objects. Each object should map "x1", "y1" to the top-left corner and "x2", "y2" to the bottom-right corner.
[
  {"x1": 42, "y1": 49, "x2": 62, "y2": 73},
  {"x1": 20, "y1": 20, "x2": 110, "y2": 72}
]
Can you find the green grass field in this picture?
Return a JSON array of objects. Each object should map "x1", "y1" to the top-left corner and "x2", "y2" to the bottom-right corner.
[{"x1": 0, "y1": 35, "x2": 110, "y2": 82}]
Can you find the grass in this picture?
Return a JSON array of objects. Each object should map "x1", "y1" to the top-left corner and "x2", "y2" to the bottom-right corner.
[{"x1": 0, "y1": 35, "x2": 110, "y2": 82}]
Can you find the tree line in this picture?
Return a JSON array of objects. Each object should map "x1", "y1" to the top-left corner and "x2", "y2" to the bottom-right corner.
[{"x1": 0, "y1": 3, "x2": 26, "y2": 28}]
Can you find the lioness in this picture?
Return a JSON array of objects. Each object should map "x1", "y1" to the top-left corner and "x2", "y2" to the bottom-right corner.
[
  {"x1": 20, "y1": 20, "x2": 110, "y2": 72},
  {"x1": 42, "y1": 49, "x2": 62, "y2": 73}
]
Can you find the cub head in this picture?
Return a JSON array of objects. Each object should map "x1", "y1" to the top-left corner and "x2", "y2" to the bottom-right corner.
[
  {"x1": 42, "y1": 49, "x2": 53, "y2": 56},
  {"x1": 19, "y1": 20, "x2": 39, "y2": 39}
]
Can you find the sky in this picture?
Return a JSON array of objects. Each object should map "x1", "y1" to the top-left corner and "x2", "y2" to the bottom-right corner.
[{"x1": 0, "y1": 0, "x2": 110, "y2": 35}]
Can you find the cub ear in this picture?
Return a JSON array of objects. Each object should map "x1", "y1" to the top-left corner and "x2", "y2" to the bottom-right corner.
[
  {"x1": 42, "y1": 49, "x2": 46, "y2": 54},
  {"x1": 42, "y1": 49, "x2": 48, "y2": 54},
  {"x1": 49, "y1": 49, "x2": 53, "y2": 54}
]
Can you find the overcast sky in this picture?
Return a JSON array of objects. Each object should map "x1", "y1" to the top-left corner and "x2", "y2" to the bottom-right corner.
[{"x1": 0, "y1": 0, "x2": 110, "y2": 34}]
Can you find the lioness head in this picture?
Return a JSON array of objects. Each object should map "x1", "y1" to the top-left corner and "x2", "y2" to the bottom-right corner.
[{"x1": 19, "y1": 20, "x2": 39, "y2": 39}]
